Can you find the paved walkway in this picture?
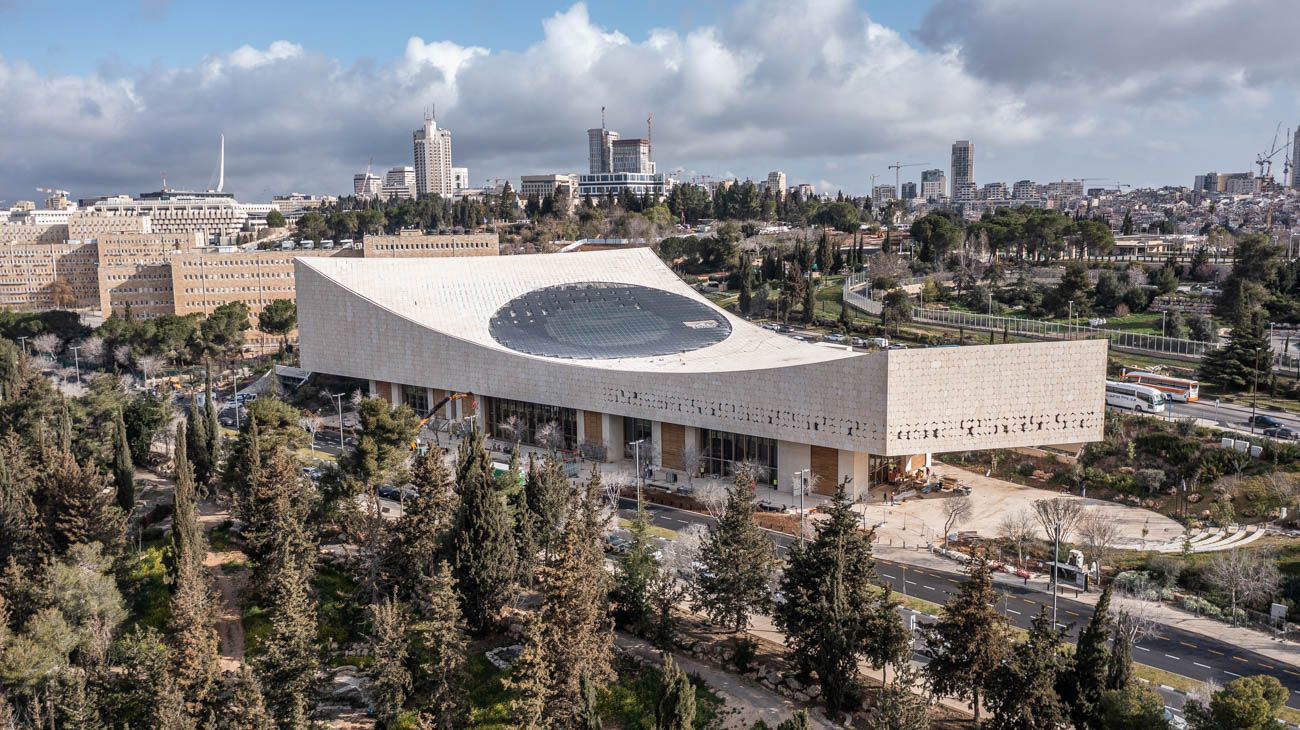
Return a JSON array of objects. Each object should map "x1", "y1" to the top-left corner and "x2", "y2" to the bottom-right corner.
[{"x1": 615, "y1": 634, "x2": 835, "y2": 729}]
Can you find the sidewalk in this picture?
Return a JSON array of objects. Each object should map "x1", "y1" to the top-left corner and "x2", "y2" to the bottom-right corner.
[{"x1": 874, "y1": 543, "x2": 1300, "y2": 671}]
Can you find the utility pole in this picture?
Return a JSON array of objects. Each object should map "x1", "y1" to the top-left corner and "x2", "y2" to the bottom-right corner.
[
  {"x1": 793, "y1": 468, "x2": 810, "y2": 543},
  {"x1": 630, "y1": 438, "x2": 646, "y2": 503},
  {"x1": 16, "y1": 335, "x2": 28, "y2": 356},
  {"x1": 68, "y1": 345, "x2": 81, "y2": 384}
]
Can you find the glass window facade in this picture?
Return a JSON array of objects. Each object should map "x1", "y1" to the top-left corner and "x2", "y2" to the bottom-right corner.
[
  {"x1": 700, "y1": 429, "x2": 777, "y2": 485},
  {"x1": 400, "y1": 384, "x2": 429, "y2": 413},
  {"x1": 485, "y1": 396, "x2": 577, "y2": 451},
  {"x1": 623, "y1": 417, "x2": 653, "y2": 458}
]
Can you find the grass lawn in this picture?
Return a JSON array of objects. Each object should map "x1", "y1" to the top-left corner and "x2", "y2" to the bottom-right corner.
[
  {"x1": 618, "y1": 517, "x2": 679, "y2": 541},
  {"x1": 118, "y1": 537, "x2": 172, "y2": 632}
]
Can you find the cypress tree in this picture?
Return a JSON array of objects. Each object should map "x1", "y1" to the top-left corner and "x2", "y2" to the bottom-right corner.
[
  {"x1": 203, "y1": 367, "x2": 221, "y2": 494},
  {"x1": 984, "y1": 608, "x2": 1068, "y2": 730},
  {"x1": 921, "y1": 555, "x2": 1009, "y2": 722},
  {"x1": 738, "y1": 253, "x2": 754, "y2": 315},
  {"x1": 367, "y1": 596, "x2": 412, "y2": 728},
  {"x1": 186, "y1": 399, "x2": 211, "y2": 488},
  {"x1": 411, "y1": 561, "x2": 469, "y2": 729},
  {"x1": 222, "y1": 665, "x2": 275, "y2": 730},
  {"x1": 0, "y1": 439, "x2": 42, "y2": 566},
  {"x1": 53, "y1": 668, "x2": 98, "y2": 730},
  {"x1": 46, "y1": 447, "x2": 124, "y2": 556},
  {"x1": 693, "y1": 468, "x2": 776, "y2": 633},
  {"x1": 254, "y1": 556, "x2": 319, "y2": 729},
  {"x1": 655, "y1": 654, "x2": 696, "y2": 730},
  {"x1": 801, "y1": 274, "x2": 816, "y2": 324},
  {"x1": 171, "y1": 422, "x2": 203, "y2": 579},
  {"x1": 451, "y1": 429, "x2": 518, "y2": 633},
  {"x1": 775, "y1": 481, "x2": 897, "y2": 717},
  {"x1": 1063, "y1": 584, "x2": 1113, "y2": 729},
  {"x1": 505, "y1": 484, "x2": 613, "y2": 725},
  {"x1": 112, "y1": 408, "x2": 136, "y2": 514},
  {"x1": 526, "y1": 454, "x2": 569, "y2": 556}
]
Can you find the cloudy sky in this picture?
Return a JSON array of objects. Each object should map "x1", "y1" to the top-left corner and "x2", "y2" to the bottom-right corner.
[{"x1": 1, "y1": 0, "x2": 1296, "y2": 204}]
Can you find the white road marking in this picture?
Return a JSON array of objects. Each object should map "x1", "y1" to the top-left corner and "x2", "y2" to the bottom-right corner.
[
  {"x1": 1165, "y1": 654, "x2": 1179, "y2": 660},
  {"x1": 1193, "y1": 662, "x2": 1211, "y2": 669},
  {"x1": 1225, "y1": 671, "x2": 1242, "y2": 678},
  {"x1": 1136, "y1": 645, "x2": 1149, "y2": 651},
  {"x1": 1006, "y1": 609, "x2": 1021, "y2": 615}
]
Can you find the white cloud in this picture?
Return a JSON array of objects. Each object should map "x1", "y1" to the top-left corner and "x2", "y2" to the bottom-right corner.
[{"x1": 0, "y1": 0, "x2": 1293, "y2": 201}]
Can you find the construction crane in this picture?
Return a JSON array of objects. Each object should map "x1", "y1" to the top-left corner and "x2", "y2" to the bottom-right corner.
[
  {"x1": 1255, "y1": 123, "x2": 1292, "y2": 183},
  {"x1": 410, "y1": 391, "x2": 475, "y2": 449},
  {"x1": 887, "y1": 161, "x2": 928, "y2": 196},
  {"x1": 36, "y1": 187, "x2": 71, "y2": 209}
]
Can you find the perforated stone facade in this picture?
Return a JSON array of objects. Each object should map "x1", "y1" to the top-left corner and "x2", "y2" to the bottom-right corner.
[{"x1": 295, "y1": 251, "x2": 1105, "y2": 459}]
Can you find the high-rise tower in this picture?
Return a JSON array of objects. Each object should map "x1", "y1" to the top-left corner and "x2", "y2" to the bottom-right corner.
[
  {"x1": 413, "y1": 109, "x2": 454, "y2": 198},
  {"x1": 950, "y1": 140, "x2": 974, "y2": 197}
]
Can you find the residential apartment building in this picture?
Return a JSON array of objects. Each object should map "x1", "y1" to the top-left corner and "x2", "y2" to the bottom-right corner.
[
  {"x1": 452, "y1": 167, "x2": 470, "y2": 190},
  {"x1": 520, "y1": 174, "x2": 578, "y2": 200},
  {"x1": 587, "y1": 128, "x2": 619, "y2": 173},
  {"x1": 413, "y1": 113, "x2": 454, "y2": 197},
  {"x1": 980, "y1": 182, "x2": 1009, "y2": 201},
  {"x1": 871, "y1": 185, "x2": 897, "y2": 202},
  {"x1": 950, "y1": 140, "x2": 974, "y2": 196},
  {"x1": 1046, "y1": 180, "x2": 1084, "y2": 199},
  {"x1": 900, "y1": 182, "x2": 917, "y2": 200},
  {"x1": 920, "y1": 169, "x2": 946, "y2": 200},
  {"x1": 1012, "y1": 180, "x2": 1039, "y2": 200},
  {"x1": 1222, "y1": 172, "x2": 1256, "y2": 195},
  {"x1": 611, "y1": 138, "x2": 654, "y2": 174},
  {"x1": 353, "y1": 171, "x2": 381, "y2": 198},
  {"x1": 763, "y1": 171, "x2": 787, "y2": 196},
  {"x1": 953, "y1": 181, "x2": 977, "y2": 203},
  {"x1": 270, "y1": 194, "x2": 334, "y2": 221},
  {"x1": 382, "y1": 166, "x2": 418, "y2": 200},
  {"x1": 795, "y1": 183, "x2": 815, "y2": 199}
]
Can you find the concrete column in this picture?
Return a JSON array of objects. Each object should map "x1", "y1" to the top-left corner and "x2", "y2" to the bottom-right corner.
[
  {"x1": 776, "y1": 440, "x2": 811, "y2": 495},
  {"x1": 650, "y1": 420, "x2": 664, "y2": 471},
  {"x1": 837, "y1": 449, "x2": 870, "y2": 499},
  {"x1": 607, "y1": 415, "x2": 626, "y2": 463}
]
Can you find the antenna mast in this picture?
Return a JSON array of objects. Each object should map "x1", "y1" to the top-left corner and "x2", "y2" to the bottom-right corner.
[
  {"x1": 647, "y1": 113, "x2": 653, "y2": 159},
  {"x1": 216, "y1": 134, "x2": 225, "y2": 193}
]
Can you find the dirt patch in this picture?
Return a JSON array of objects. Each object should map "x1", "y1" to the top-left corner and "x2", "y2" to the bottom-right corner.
[{"x1": 199, "y1": 501, "x2": 249, "y2": 671}]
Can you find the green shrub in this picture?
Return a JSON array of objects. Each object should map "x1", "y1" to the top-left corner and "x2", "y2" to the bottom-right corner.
[
  {"x1": 1017, "y1": 462, "x2": 1037, "y2": 477},
  {"x1": 1112, "y1": 571, "x2": 1153, "y2": 595},
  {"x1": 1134, "y1": 469, "x2": 1166, "y2": 494},
  {"x1": 1182, "y1": 594, "x2": 1221, "y2": 618},
  {"x1": 1145, "y1": 555, "x2": 1183, "y2": 588}
]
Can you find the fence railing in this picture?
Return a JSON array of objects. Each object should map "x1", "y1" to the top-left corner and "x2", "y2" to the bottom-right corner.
[{"x1": 910, "y1": 307, "x2": 1214, "y2": 358}]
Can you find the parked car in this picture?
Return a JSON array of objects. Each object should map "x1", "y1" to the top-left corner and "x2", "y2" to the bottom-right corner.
[
  {"x1": 850, "y1": 337, "x2": 867, "y2": 347},
  {"x1": 1248, "y1": 414, "x2": 1284, "y2": 429},
  {"x1": 790, "y1": 335, "x2": 808, "y2": 342},
  {"x1": 824, "y1": 333, "x2": 847, "y2": 343},
  {"x1": 1264, "y1": 425, "x2": 1299, "y2": 440},
  {"x1": 377, "y1": 485, "x2": 402, "y2": 500},
  {"x1": 604, "y1": 534, "x2": 631, "y2": 555}
]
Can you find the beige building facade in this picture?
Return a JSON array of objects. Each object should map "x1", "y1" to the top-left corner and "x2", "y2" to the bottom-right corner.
[
  {"x1": 361, "y1": 229, "x2": 498, "y2": 258},
  {"x1": 296, "y1": 249, "x2": 1106, "y2": 496}
]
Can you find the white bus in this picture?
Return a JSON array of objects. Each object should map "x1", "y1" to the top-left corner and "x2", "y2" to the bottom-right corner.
[
  {"x1": 1122, "y1": 370, "x2": 1199, "y2": 402},
  {"x1": 1106, "y1": 380, "x2": 1167, "y2": 414}
]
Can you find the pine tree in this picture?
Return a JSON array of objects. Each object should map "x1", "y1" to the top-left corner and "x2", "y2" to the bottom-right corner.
[
  {"x1": 253, "y1": 556, "x2": 319, "y2": 729},
  {"x1": 1199, "y1": 309, "x2": 1272, "y2": 392},
  {"x1": 507, "y1": 615, "x2": 549, "y2": 728},
  {"x1": 921, "y1": 555, "x2": 1009, "y2": 722},
  {"x1": 655, "y1": 653, "x2": 696, "y2": 730},
  {"x1": 450, "y1": 430, "x2": 518, "y2": 634},
  {"x1": 1063, "y1": 584, "x2": 1112, "y2": 729},
  {"x1": 220, "y1": 665, "x2": 275, "y2": 730},
  {"x1": 983, "y1": 608, "x2": 1067, "y2": 730},
  {"x1": 775, "y1": 481, "x2": 895, "y2": 717},
  {"x1": 152, "y1": 671, "x2": 198, "y2": 730},
  {"x1": 388, "y1": 445, "x2": 458, "y2": 600},
  {"x1": 367, "y1": 596, "x2": 412, "y2": 728},
  {"x1": 411, "y1": 561, "x2": 469, "y2": 729},
  {"x1": 506, "y1": 485, "x2": 613, "y2": 725},
  {"x1": 45, "y1": 447, "x2": 124, "y2": 556},
  {"x1": 112, "y1": 408, "x2": 136, "y2": 515},
  {"x1": 526, "y1": 453, "x2": 569, "y2": 557},
  {"x1": 802, "y1": 274, "x2": 817, "y2": 324},
  {"x1": 612, "y1": 496, "x2": 658, "y2": 634},
  {"x1": 777, "y1": 709, "x2": 812, "y2": 730},
  {"x1": 53, "y1": 667, "x2": 98, "y2": 730},
  {"x1": 694, "y1": 469, "x2": 776, "y2": 633},
  {"x1": 0, "y1": 437, "x2": 42, "y2": 566}
]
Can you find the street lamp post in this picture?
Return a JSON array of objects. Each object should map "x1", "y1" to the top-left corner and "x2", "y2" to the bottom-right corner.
[
  {"x1": 16, "y1": 336, "x2": 28, "y2": 356},
  {"x1": 630, "y1": 438, "x2": 646, "y2": 503},
  {"x1": 232, "y1": 372, "x2": 241, "y2": 429},
  {"x1": 68, "y1": 345, "x2": 81, "y2": 384}
]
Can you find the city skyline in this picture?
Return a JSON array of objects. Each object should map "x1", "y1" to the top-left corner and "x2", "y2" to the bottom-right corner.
[{"x1": 1, "y1": 0, "x2": 1298, "y2": 203}]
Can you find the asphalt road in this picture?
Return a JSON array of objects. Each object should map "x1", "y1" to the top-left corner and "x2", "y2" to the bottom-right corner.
[
  {"x1": 1166, "y1": 398, "x2": 1300, "y2": 433},
  {"x1": 617, "y1": 497, "x2": 1300, "y2": 713}
]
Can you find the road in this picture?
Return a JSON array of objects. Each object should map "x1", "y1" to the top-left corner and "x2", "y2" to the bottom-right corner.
[
  {"x1": 1166, "y1": 398, "x2": 1300, "y2": 433},
  {"x1": 617, "y1": 497, "x2": 1300, "y2": 714}
]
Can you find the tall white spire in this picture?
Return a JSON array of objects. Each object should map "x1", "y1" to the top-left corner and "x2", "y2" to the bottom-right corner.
[{"x1": 216, "y1": 133, "x2": 225, "y2": 193}]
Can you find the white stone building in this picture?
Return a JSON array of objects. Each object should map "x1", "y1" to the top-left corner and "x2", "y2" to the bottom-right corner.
[{"x1": 295, "y1": 249, "x2": 1106, "y2": 496}]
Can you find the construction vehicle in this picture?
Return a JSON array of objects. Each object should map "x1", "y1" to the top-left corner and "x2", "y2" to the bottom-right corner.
[{"x1": 410, "y1": 391, "x2": 474, "y2": 449}]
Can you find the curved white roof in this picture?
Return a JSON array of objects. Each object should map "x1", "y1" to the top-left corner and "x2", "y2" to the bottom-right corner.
[{"x1": 295, "y1": 248, "x2": 860, "y2": 373}]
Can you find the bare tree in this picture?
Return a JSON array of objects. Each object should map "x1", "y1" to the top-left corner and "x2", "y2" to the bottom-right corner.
[
  {"x1": 1031, "y1": 498, "x2": 1086, "y2": 564},
  {"x1": 31, "y1": 333, "x2": 60, "y2": 357},
  {"x1": 535, "y1": 420, "x2": 564, "y2": 452},
  {"x1": 76, "y1": 336, "x2": 104, "y2": 371},
  {"x1": 681, "y1": 446, "x2": 704, "y2": 487},
  {"x1": 996, "y1": 509, "x2": 1037, "y2": 567},
  {"x1": 941, "y1": 496, "x2": 973, "y2": 547},
  {"x1": 1206, "y1": 548, "x2": 1280, "y2": 621},
  {"x1": 113, "y1": 344, "x2": 132, "y2": 368},
  {"x1": 497, "y1": 414, "x2": 524, "y2": 448},
  {"x1": 137, "y1": 354, "x2": 163, "y2": 388},
  {"x1": 1077, "y1": 510, "x2": 1123, "y2": 575},
  {"x1": 695, "y1": 479, "x2": 731, "y2": 521}
]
